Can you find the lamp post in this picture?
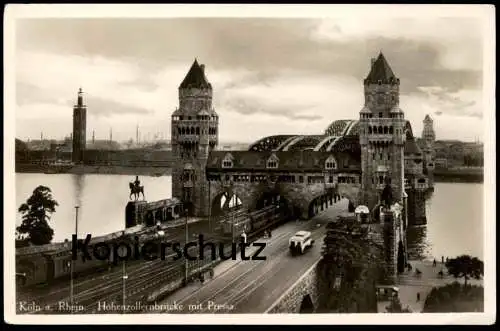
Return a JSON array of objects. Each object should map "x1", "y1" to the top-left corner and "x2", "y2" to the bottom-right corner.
[
  {"x1": 231, "y1": 210, "x2": 235, "y2": 243},
  {"x1": 70, "y1": 206, "x2": 79, "y2": 311},
  {"x1": 184, "y1": 208, "x2": 189, "y2": 285},
  {"x1": 122, "y1": 259, "x2": 128, "y2": 314}
]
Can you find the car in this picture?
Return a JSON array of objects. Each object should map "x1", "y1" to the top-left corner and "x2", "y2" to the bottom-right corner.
[{"x1": 289, "y1": 231, "x2": 314, "y2": 255}]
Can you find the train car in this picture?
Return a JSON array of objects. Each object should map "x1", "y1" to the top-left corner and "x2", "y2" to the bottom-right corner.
[{"x1": 16, "y1": 254, "x2": 50, "y2": 287}]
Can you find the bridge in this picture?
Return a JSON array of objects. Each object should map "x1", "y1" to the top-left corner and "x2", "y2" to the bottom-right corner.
[{"x1": 15, "y1": 52, "x2": 437, "y2": 314}]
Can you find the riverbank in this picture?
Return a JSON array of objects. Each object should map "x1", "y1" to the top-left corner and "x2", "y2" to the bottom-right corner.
[
  {"x1": 434, "y1": 168, "x2": 483, "y2": 183},
  {"x1": 15, "y1": 164, "x2": 172, "y2": 176}
]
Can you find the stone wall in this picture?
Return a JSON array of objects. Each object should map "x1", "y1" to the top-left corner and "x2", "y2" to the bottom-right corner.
[
  {"x1": 406, "y1": 190, "x2": 427, "y2": 226},
  {"x1": 267, "y1": 259, "x2": 321, "y2": 313}
]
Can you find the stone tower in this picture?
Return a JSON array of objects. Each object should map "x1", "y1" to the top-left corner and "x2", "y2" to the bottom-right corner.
[
  {"x1": 72, "y1": 88, "x2": 87, "y2": 164},
  {"x1": 422, "y1": 114, "x2": 435, "y2": 187},
  {"x1": 359, "y1": 53, "x2": 406, "y2": 210},
  {"x1": 171, "y1": 59, "x2": 219, "y2": 217},
  {"x1": 422, "y1": 114, "x2": 435, "y2": 145}
]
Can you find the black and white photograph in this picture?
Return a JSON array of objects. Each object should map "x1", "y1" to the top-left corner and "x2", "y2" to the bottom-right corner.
[{"x1": 4, "y1": 4, "x2": 495, "y2": 325}]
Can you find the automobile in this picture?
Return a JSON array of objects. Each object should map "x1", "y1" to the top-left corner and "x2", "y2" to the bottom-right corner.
[
  {"x1": 289, "y1": 231, "x2": 314, "y2": 255},
  {"x1": 375, "y1": 285, "x2": 399, "y2": 301}
]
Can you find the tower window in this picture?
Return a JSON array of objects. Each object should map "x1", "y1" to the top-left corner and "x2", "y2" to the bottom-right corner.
[
  {"x1": 196, "y1": 127, "x2": 200, "y2": 135},
  {"x1": 379, "y1": 112, "x2": 383, "y2": 118}
]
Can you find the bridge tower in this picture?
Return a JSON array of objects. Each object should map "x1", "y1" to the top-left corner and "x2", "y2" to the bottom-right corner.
[
  {"x1": 422, "y1": 114, "x2": 436, "y2": 187},
  {"x1": 72, "y1": 88, "x2": 87, "y2": 164},
  {"x1": 359, "y1": 53, "x2": 406, "y2": 210},
  {"x1": 171, "y1": 59, "x2": 219, "y2": 217}
]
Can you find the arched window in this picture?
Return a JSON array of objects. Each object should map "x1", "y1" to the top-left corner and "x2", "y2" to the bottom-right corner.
[
  {"x1": 190, "y1": 127, "x2": 195, "y2": 135},
  {"x1": 368, "y1": 126, "x2": 372, "y2": 134},
  {"x1": 389, "y1": 126, "x2": 393, "y2": 134},
  {"x1": 325, "y1": 155, "x2": 336, "y2": 170},
  {"x1": 384, "y1": 126, "x2": 388, "y2": 134},
  {"x1": 222, "y1": 153, "x2": 234, "y2": 168},
  {"x1": 196, "y1": 127, "x2": 200, "y2": 135},
  {"x1": 267, "y1": 154, "x2": 279, "y2": 169}
]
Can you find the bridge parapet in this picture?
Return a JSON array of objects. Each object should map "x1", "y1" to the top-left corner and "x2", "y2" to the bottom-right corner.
[{"x1": 266, "y1": 259, "x2": 321, "y2": 313}]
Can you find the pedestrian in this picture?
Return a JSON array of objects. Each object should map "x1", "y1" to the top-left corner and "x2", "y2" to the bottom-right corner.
[
  {"x1": 417, "y1": 292, "x2": 420, "y2": 302},
  {"x1": 241, "y1": 231, "x2": 247, "y2": 245},
  {"x1": 441, "y1": 256, "x2": 444, "y2": 264},
  {"x1": 433, "y1": 258, "x2": 437, "y2": 267}
]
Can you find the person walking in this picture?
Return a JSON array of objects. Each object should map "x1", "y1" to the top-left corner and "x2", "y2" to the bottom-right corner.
[
  {"x1": 433, "y1": 258, "x2": 437, "y2": 267},
  {"x1": 241, "y1": 231, "x2": 247, "y2": 245}
]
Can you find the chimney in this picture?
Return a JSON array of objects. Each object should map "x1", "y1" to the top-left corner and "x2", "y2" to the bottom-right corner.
[
  {"x1": 200, "y1": 64, "x2": 205, "y2": 73},
  {"x1": 371, "y1": 58, "x2": 376, "y2": 67}
]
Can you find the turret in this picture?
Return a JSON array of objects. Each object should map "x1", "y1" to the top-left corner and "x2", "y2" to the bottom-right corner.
[
  {"x1": 359, "y1": 53, "x2": 405, "y2": 209},
  {"x1": 171, "y1": 59, "x2": 219, "y2": 217}
]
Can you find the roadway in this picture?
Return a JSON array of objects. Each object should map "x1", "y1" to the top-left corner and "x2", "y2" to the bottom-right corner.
[{"x1": 154, "y1": 201, "x2": 348, "y2": 314}]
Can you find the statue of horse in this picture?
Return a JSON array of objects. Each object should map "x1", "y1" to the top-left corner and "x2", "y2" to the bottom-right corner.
[{"x1": 129, "y1": 182, "x2": 145, "y2": 201}]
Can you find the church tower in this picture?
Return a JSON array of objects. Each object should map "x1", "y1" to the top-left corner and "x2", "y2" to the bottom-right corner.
[
  {"x1": 422, "y1": 114, "x2": 435, "y2": 146},
  {"x1": 359, "y1": 53, "x2": 406, "y2": 209},
  {"x1": 171, "y1": 59, "x2": 219, "y2": 217},
  {"x1": 422, "y1": 114, "x2": 435, "y2": 186},
  {"x1": 72, "y1": 88, "x2": 87, "y2": 164}
]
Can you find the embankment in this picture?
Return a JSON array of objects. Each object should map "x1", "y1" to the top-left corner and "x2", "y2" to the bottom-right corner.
[{"x1": 433, "y1": 168, "x2": 483, "y2": 183}]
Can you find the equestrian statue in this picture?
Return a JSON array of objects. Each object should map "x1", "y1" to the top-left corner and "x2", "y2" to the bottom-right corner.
[{"x1": 129, "y1": 175, "x2": 145, "y2": 201}]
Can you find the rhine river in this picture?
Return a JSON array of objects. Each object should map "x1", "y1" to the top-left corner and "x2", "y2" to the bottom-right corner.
[{"x1": 15, "y1": 173, "x2": 484, "y2": 260}]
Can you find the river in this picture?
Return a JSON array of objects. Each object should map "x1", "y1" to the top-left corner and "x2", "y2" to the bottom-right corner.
[{"x1": 15, "y1": 173, "x2": 484, "y2": 260}]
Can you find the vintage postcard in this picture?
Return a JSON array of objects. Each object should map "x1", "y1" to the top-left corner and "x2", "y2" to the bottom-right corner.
[{"x1": 3, "y1": 4, "x2": 496, "y2": 325}]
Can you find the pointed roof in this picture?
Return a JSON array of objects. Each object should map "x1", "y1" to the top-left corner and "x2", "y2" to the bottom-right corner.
[
  {"x1": 179, "y1": 59, "x2": 211, "y2": 89},
  {"x1": 424, "y1": 114, "x2": 432, "y2": 122},
  {"x1": 365, "y1": 52, "x2": 398, "y2": 84}
]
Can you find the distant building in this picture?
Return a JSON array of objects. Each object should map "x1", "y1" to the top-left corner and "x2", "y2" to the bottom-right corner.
[{"x1": 72, "y1": 88, "x2": 87, "y2": 163}]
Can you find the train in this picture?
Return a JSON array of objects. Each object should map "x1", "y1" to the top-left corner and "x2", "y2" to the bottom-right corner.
[
  {"x1": 16, "y1": 201, "x2": 294, "y2": 288},
  {"x1": 217, "y1": 200, "x2": 294, "y2": 239}
]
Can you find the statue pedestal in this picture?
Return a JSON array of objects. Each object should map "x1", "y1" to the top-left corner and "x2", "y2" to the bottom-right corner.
[{"x1": 125, "y1": 201, "x2": 148, "y2": 228}]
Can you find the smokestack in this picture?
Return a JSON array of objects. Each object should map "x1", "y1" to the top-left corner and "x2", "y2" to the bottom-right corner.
[
  {"x1": 371, "y1": 58, "x2": 376, "y2": 67},
  {"x1": 92, "y1": 130, "x2": 95, "y2": 144}
]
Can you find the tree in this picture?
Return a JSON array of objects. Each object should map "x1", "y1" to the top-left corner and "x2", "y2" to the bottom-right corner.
[
  {"x1": 423, "y1": 282, "x2": 484, "y2": 312},
  {"x1": 317, "y1": 215, "x2": 383, "y2": 313},
  {"x1": 445, "y1": 255, "x2": 483, "y2": 286},
  {"x1": 17, "y1": 185, "x2": 58, "y2": 245}
]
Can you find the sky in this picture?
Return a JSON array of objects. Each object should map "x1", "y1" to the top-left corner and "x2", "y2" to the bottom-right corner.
[{"x1": 14, "y1": 14, "x2": 487, "y2": 143}]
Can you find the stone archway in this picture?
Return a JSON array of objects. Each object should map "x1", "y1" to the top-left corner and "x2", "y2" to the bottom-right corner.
[
  {"x1": 211, "y1": 190, "x2": 243, "y2": 218},
  {"x1": 299, "y1": 294, "x2": 314, "y2": 313}
]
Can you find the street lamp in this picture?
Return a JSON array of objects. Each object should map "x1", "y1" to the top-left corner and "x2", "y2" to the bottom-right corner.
[
  {"x1": 122, "y1": 259, "x2": 128, "y2": 314},
  {"x1": 184, "y1": 208, "x2": 189, "y2": 286},
  {"x1": 70, "y1": 206, "x2": 79, "y2": 311}
]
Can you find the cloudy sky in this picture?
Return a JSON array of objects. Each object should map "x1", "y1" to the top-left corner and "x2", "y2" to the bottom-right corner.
[{"x1": 14, "y1": 11, "x2": 487, "y2": 143}]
